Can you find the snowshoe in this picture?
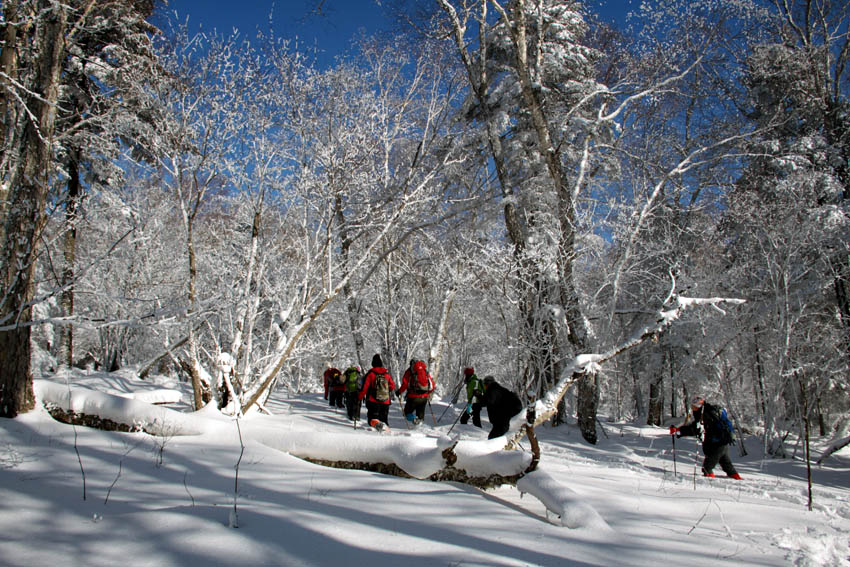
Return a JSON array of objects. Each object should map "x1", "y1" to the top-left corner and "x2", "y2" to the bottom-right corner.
[{"x1": 369, "y1": 419, "x2": 390, "y2": 433}]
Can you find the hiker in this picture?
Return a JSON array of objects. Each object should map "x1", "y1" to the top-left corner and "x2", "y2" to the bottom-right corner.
[
  {"x1": 323, "y1": 366, "x2": 345, "y2": 408},
  {"x1": 459, "y1": 367, "x2": 483, "y2": 428},
  {"x1": 397, "y1": 359, "x2": 434, "y2": 424},
  {"x1": 358, "y1": 354, "x2": 396, "y2": 429},
  {"x1": 670, "y1": 396, "x2": 742, "y2": 480},
  {"x1": 481, "y1": 376, "x2": 523, "y2": 439},
  {"x1": 343, "y1": 366, "x2": 362, "y2": 421}
]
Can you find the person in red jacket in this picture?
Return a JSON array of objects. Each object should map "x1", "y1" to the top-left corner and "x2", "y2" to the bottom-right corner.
[
  {"x1": 397, "y1": 359, "x2": 434, "y2": 424},
  {"x1": 358, "y1": 354, "x2": 396, "y2": 429},
  {"x1": 323, "y1": 366, "x2": 344, "y2": 408}
]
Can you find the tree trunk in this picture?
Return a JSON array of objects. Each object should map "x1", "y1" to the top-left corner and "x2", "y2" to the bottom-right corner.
[
  {"x1": 185, "y1": 218, "x2": 208, "y2": 410},
  {"x1": 58, "y1": 150, "x2": 81, "y2": 368},
  {"x1": 428, "y1": 287, "x2": 456, "y2": 384},
  {"x1": 0, "y1": 2, "x2": 67, "y2": 418},
  {"x1": 335, "y1": 195, "x2": 365, "y2": 369},
  {"x1": 646, "y1": 371, "x2": 663, "y2": 427},
  {"x1": 0, "y1": 0, "x2": 21, "y2": 226}
]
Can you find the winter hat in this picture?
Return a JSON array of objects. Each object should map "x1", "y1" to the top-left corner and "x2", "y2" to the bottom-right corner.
[
  {"x1": 691, "y1": 396, "x2": 705, "y2": 409},
  {"x1": 483, "y1": 375, "x2": 496, "y2": 386},
  {"x1": 372, "y1": 353, "x2": 383, "y2": 368},
  {"x1": 464, "y1": 367, "x2": 474, "y2": 376}
]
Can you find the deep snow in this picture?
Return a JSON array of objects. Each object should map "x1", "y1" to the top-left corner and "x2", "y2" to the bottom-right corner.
[{"x1": 1, "y1": 368, "x2": 848, "y2": 566}]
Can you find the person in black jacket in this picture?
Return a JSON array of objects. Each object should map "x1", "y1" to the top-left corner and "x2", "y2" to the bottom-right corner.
[
  {"x1": 670, "y1": 396, "x2": 742, "y2": 479},
  {"x1": 481, "y1": 376, "x2": 523, "y2": 439}
]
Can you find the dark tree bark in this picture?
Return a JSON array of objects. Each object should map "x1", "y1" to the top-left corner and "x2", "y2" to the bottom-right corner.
[
  {"x1": 58, "y1": 150, "x2": 81, "y2": 368},
  {"x1": 0, "y1": 2, "x2": 68, "y2": 417}
]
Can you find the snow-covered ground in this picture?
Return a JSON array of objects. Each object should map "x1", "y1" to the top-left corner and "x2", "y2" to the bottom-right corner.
[{"x1": 1, "y1": 369, "x2": 848, "y2": 566}]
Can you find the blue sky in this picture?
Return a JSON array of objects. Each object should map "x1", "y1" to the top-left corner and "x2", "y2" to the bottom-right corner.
[
  {"x1": 154, "y1": 0, "x2": 632, "y2": 67},
  {"x1": 155, "y1": 0, "x2": 391, "y2": 67}
]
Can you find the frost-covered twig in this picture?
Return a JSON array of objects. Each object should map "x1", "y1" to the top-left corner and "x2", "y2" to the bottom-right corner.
[
  {"x1": 687, "y1": 500, "x2": 712, "y2": 535},
  {"x1": 104, "y1": 439, "x2": 143, "y2": 505}
]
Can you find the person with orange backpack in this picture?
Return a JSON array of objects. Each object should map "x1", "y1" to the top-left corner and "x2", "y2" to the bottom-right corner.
[
  {"x1": 358, "y1": 354, "x2": 396, "y2": 430},
  {"x1": 397, "y1": 359, "x2": 434, "y2": 425}
]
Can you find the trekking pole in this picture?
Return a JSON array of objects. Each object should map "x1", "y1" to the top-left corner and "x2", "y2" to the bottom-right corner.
[
  {"x1": 447, "y1": 405, "x2": 465, "y2": 435},
  {"x1": 693, "y1": 437, "x2": 700, "y2": 490},
  {"x1": 428, "y1": 399, "x2": 437, "y2": 426},
  {"x1": 438, "y1": 380, "x2": 465, "y2": 423},
  {"x1": 437, "y1": 399, "x2": 455, "y2": 422},
  {"x1": 396, "y1": 393, "x2": 412, "y2": 429},
  {"x1": 672, "y1": 433, "x2": 677, "y2": 476}
]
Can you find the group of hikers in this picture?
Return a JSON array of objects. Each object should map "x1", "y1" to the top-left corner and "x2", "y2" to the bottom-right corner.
[
  {"x1": 324, "y1": 355, "x2": 744, "y2": 478},
  {"x1": 322, "y1": 355, "x2": 524, "y2": 438},
  {"x1": 323, "y1": 354, "x2": 437, "y2": 431}
]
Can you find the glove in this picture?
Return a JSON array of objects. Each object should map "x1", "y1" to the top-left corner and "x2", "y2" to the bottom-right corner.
[
  {"x1": 669, "y1": 425, "x2": 679, "y2": 435},
  {"x1": 395, "y1": 390, "x2": 401, "y2": 399},
  {"x1": 466, "y1": 403, "x2": 473, "y2": 413}
]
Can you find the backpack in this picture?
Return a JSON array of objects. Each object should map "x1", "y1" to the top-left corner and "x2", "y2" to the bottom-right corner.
[
  {"x1": 411, "y1": 360, "x2": 432, "y2": 394},
  {"x1": 343, "y1": 367, "x2": 360, "y2": 393},
  {"x1": 371, "y1": 371, "x2": 390, "y2": 402},
  {"x1": 703, "y1": 404, "x2": 735, "y2": 445},
  {"x1": 329, "y1": 368, "x2": 344, "y2": 388}
]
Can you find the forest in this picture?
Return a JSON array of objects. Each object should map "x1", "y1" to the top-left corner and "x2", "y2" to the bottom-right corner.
[{"x1": 1, "y1": 0, "x2": 849, "y2": 462}]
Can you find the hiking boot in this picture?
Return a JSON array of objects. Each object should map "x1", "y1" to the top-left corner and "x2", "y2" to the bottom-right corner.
[
  {"x1": 703, "y1": 471, "x2": 715, "y2": 478},
  {"x1": 728, "y1": 473, "x2": 743, "y2": 480}
]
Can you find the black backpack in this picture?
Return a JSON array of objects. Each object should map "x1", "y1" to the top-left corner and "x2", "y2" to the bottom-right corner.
[{"x1": 703, "y1": 404, "x2": 735, "y2": 445}]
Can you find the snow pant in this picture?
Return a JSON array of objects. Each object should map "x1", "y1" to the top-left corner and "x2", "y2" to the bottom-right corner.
[
  {"x1": 345, "y1": 392, "x2": 361, "y2": 421},
  {"x1": 366, "y1": 400, "x2": 390, "y2": 426},
  {"x1": 403, "y1": 396, "x2": 428, "y2": 421},
  {"x1": 488, "y1": 419, "x2": 510, "y2": 439},
  {"x1": 459, "y1": 402, "x2": 482, "y2": 427},
  {"x1": 702, "y1": 441, "x2": 738, "y2": 476},
  {"x1": 329, "y1": 389, "x2": 344, "y2": 408}
]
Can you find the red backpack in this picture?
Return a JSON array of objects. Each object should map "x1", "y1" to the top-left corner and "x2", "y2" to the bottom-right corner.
[{"x1": 411, "y1": 360, "x2": 432, "y2": 394}]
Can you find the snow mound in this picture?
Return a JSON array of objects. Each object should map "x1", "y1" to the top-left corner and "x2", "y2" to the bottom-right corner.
[{"x1": 517, "y1": 467, "x2": 612, "y2": 531}]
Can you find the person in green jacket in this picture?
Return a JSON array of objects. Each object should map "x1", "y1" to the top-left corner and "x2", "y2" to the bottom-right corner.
[{"x1": 459, "y1": 367, "x2": 483, "y2": 428}]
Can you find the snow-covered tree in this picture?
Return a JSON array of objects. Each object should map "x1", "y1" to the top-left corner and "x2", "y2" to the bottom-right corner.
[{"x1": 0, "y1": 0, "x2": 159, "y2": 417}]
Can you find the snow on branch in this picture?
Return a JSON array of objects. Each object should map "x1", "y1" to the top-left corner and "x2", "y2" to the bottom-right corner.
[{"x1": 523, "y1": 293, "x2": 746, "y2": 435}]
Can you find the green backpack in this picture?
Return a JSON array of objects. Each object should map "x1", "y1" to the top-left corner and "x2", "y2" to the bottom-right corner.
[{"x1": 344, "y1": 367, "x2": 361, "y2": 393}]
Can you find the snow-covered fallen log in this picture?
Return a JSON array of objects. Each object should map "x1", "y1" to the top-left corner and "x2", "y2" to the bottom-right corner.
[
  {"x1": 252, "y1": 425, "x2": 533, "y2": 481},
  {"x1": 34, "y1": 379, "x2": 216, "y2": 437},
  {"x1": 34, "y1": 377, "x2": 608, "y2": 529}
]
